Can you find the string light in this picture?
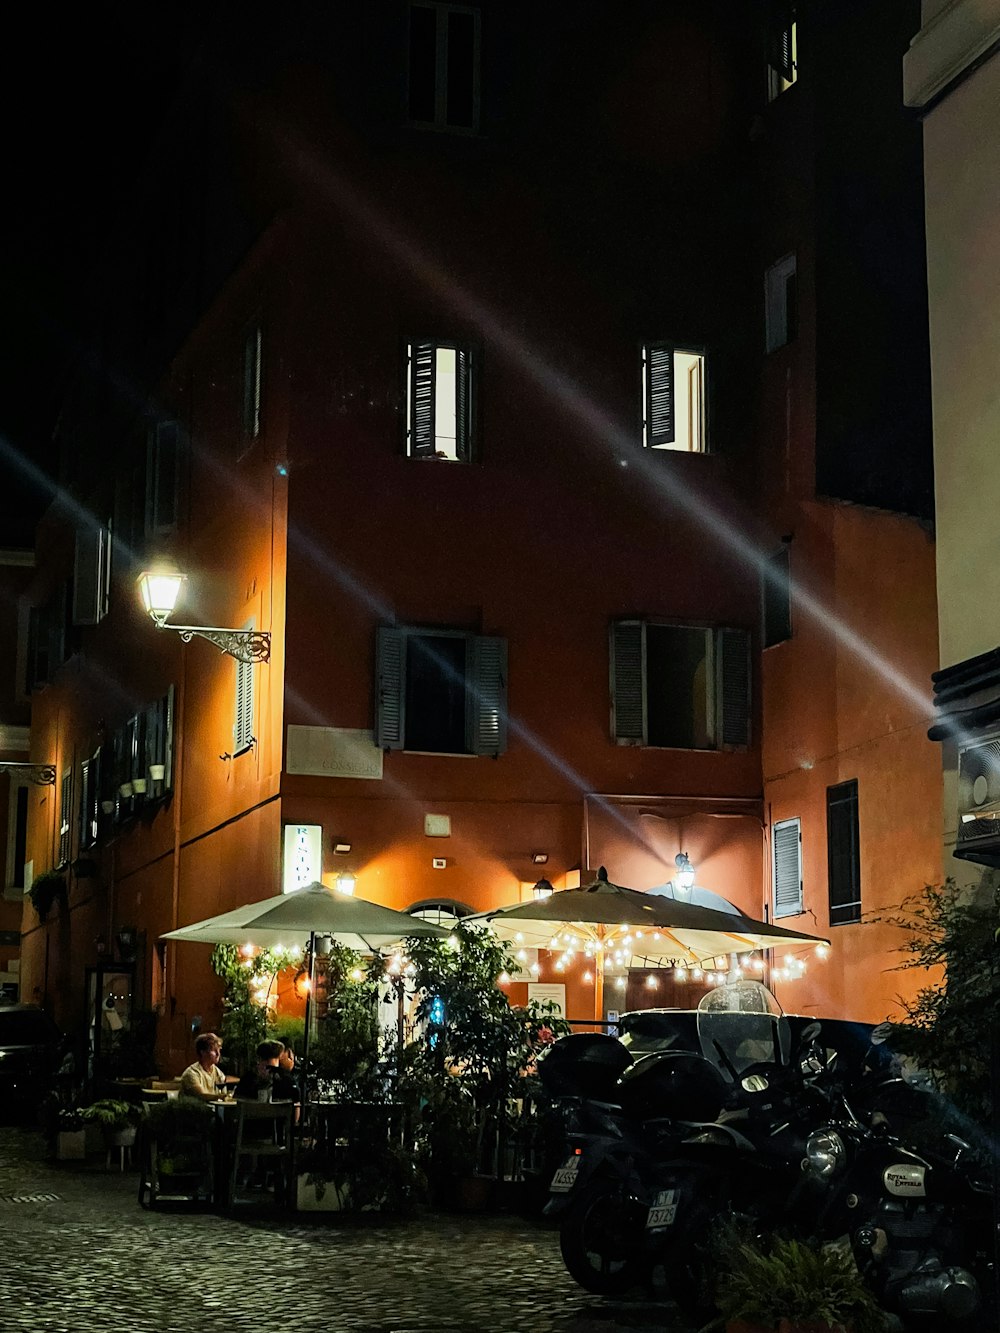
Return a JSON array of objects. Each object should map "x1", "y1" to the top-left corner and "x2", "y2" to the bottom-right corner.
[
  {"x1": 692, "y1": 967, "x2": 703, "y2": 980},
  {"x1": 815, "y1": 943, "x2": 829, "y2": 960},
  {"x1": 616, "y1": 977, "x2": 626, "y2": 990},
  {"x1": 582, "y1": 970, "x2": 593, "y2": 984},
  {"x1": 646, "y1": 974, "x2": 658, "y2": 989},
  {"x1": 531, "y1": 962, "x2": 540, "y2": 975},
  {"x1": 499, "y1": 971, "x2": 511, "y2": 984},
  {"x1": 675, "y1": 966, "x2": 688, "y2": 981}
]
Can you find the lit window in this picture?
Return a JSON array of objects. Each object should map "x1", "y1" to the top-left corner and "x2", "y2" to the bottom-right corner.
[
  {"x1": 611, "y1": 621, "x2": 750, "y2": 750},
  {"x1": 406, "y1": 341, "x2": 473, "y2": 461},
  {"x1": 408, "y1": 3, "x2": 480, "y2": 132},
  {"x1": 766, "y1": 5, "x2": 797, "y2": 102},
  {"x1": 641, "y1": 344, "x2": 706, "y2": 452}
]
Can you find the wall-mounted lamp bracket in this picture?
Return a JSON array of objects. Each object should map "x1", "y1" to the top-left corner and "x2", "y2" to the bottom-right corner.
[
  {"x1": 0, "y1": 762, "x2": 56, "y2": 786},
  {"x1": 155, "y1": 621, "x2": 271, "y2": 663}
]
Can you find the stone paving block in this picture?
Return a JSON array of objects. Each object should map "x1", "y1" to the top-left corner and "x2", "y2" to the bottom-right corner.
[{"x1": 0, "y1": 1126, "x2": 694, "y2": 1333}]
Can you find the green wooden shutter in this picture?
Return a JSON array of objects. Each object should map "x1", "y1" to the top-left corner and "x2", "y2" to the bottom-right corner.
[
  {"x1": 611, "y1": 620, "x2": 647, "y2": 745},
  {"x1": 234, "y1": 648, "x2": 254, "y2": 755},
  {"x1": 645, "y1": 344, "x2": 675, "y2": 447},
  {"x1": 72, "y1": 522, "x2": 110, "y2": 625},
  {"x1": 717, "y1": 628, "x2": 751, "y2": 749},
  {"x1": 376, "y1": 627, "x2": 407, "y2": 749},
  {"x1": 409, "y1": 343, "x2": 436, "y2": 458},
  {"x1": 146, "y1": 421, "x2": 181, "y2": 536},
  {"x1": 772, "y1": 817, "x2": 802, "y2": 917},
  {"x1": 469, "y1": 635, "x2": 507, "y2": 756},
  {"x1": 455, "y1": 347, "x2": 471, "y2": 462},
  {"x1": 767, "y1": 1, "x2": 795, "y2": 79}
]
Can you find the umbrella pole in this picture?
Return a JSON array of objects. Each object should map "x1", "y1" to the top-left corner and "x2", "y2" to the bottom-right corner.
[
  {"x1": 302, "y1": 931, "x2": 316, "y2": 1105},
  {"x1": 595, "y1": 941, "x2": 605, "y2": 1027}
]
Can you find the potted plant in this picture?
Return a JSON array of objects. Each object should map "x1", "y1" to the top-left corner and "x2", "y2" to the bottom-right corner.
[
  {"x1": 713, "y1": 1236, "x2": 887, "y2": 1333},
  {"x1": 28, "y1": 870, "x2": 66, "y2": 922},
  {"x1": 141, "y1": 1098, "x2": 215, "y2": 1203},
  {"x1": 79, "y1": 1097, "x2": 142, "y2": 1147},
  {"x1": 55, "y1": 1107, "x2": 87, "y2": 1160}
]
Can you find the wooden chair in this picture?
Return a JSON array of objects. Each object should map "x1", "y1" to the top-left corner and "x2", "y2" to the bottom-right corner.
[{"x1": 225, "y1": 1101, "x2": 295, "y2": 1209}]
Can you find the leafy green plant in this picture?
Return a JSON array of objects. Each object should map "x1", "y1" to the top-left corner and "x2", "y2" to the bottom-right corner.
[
  {"x1": 79, "y1": 1098, "x2": 142, "y2": 1133},
  {"x1": 28, "y1": 870, "x2": 66, "y2": 922},
  {"x1": 870, "y1": 879, "x2": 999, "y2": 1123},
  {"x1": 211, "y1": 943, "x2": 287, "y2": 1072},
  {"x1": 714, "y1": 1235, "x2": 886, "y2": 1332}
]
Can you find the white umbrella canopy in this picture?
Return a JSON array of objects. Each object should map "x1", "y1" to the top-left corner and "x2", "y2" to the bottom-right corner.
[
  {"x1": 161, "y1": 880, "x2": 450, "y2": 952},
  {"x1": 466, "y1": 867, "x2": 829, "y2": 1016}
]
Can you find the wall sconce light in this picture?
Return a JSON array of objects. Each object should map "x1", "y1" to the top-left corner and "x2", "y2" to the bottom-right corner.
[
  {"x1": 532, "y1": 879, "x2": 554, "y2": 900},
  {"x1": 531, "y1": 852, "x2": 549, "y2": 865},
  {"x1": 333, "y1": 841, "x2": 352, "y2": 855},
  {"x1": 336, "y1": 872, "x2": 357, "y2": 895},
  {"x1": 674, "y1": 852, "x2": 696, "y2": 895},
  {"x1": 136, "y1": 562, "x2": 270, "y2": 664}
]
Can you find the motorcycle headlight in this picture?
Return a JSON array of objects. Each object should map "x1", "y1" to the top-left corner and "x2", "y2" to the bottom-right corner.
[{"x1": 805, "y1": 1128, "x2": 845, "y2": 1179}]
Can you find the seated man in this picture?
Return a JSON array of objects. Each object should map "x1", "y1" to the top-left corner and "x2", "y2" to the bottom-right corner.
[
  {"x1": 179, "y1": 1032, "x2": 229, "y2": 1100},
  {"x1": 235, "y1": 1039, "x2": 297, "y2": 1102}
]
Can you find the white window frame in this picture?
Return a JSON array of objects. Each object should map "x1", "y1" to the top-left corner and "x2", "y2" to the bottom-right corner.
[
  {"x1": 765, "y1": 253, "x2": 797, "y2": 353},
  {"x1": 772, "y1": 817, "x2": 803, "y2": 918},
  {"x1": 408, "y1": 2, "x2": 481, "y2": 133}
]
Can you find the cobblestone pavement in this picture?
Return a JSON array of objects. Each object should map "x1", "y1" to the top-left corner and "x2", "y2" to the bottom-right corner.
[{"x1": 0, "y1": 1127, "x2": 694, "y2": 1333}]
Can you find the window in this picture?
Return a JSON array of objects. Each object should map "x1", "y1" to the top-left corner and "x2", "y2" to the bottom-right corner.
[
  {"x1": 610, "y1": 621, "x2": 750, "y2": 750},
  {"x1": 406, "y1": 341, "x2": 473, "y2": 461},
  {"x1": 72, "y1": 520, "x2": 112, "y2": 625},
  {"x1": 241, "y1": 322, "x2": 263, "y2": 450},
  {"x1": 641, "y1": 344, "x2": 706, "y2": 452},
  {"x1": 772, "y1": 817, "x2": 802, "y2": 917},
  {"x1": 376, "y1": 626, "x2": 507, "y2": 755},
  {"x1": 26, "y1": 584, "x2": 69, "y2": 692},
  {"x1": 766, "y1": 1, "x2": 797, "y2": 102},
  {"x1": 827, "y1": 780, "x2": 860, "y2": 925},
  {"x1": 4, "y1": 781, "x2": 28, "y2": 892},
  {"x1": 145, "y1": 420, "x2": 181, "y2": 537},
  {"x1": 58, "y1": 770, "x2": 72, "y2": 868},
  {"x1": 762, "y1": 546, "x2": 792, "y2": 648},
  {"x1": 408, "y1": 3, "x2": 480, "y2": 132},
  {"x1": 765, "y1": 254, "x2": 797, "y2": 352},
  {"x1": 234, "y1": 629, "x2": 255, "y2": 755},
  {"x1": 145, "y1": 687, "x2": 175, "y2": 790},
  {"x1": 78, "y1": 751, "x2": 100, "y2": 850}
]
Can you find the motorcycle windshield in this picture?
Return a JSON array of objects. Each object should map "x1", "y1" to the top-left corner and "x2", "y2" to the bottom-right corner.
[{"x1": 696, "y1": 980, "x2": 790, "y2": 1082}]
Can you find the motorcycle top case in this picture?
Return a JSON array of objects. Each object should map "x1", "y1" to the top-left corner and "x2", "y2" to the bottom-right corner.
[
  {"x1": 618, "y1": 1050, "x2": 728, "y2": 1122},
  {"x1": 536, "y1": 1033, "x2": 633, "y2": 1101}
]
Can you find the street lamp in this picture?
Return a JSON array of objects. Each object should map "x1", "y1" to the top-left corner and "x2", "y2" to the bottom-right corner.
[
  {"x1": 136, "y1": 562, "x2": 270, "y2": 664},
  {"x1": 674, "y1": 852, "x2": 696, "y2": 895}
]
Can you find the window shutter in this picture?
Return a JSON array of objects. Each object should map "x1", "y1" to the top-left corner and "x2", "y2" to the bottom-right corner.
[
  {"x1": 242, "y1": 324, "x2": 262, "y2": 443},
  {"x1": 409, "y1": 343, "x2": 436, "y2": 458},
  {"x1": 469, "y1": 635, "x2": 507, "y2": 756},
  {"x1": 73, "y1": 523, "x2": 110, "y2": 625},
  {"x1": 146, "y1": 421, "x2": 180, "y2": 536},
  {"x1": 59, "y1": 770, "x2": 72, "y2": 867},
  {"x1": 234, "y1": 655, "x2": 254, "y2": 755},
  {"x1": 718, "y1": 628, "x2": 751, "y2": 749},
  {"x1": 163, "y1": 685, "x2": 175, "y2": 789},
  {"x1": 78, "y1": 758, "x2": 91, "y2": 850},
  {"x1": 455, "y1": 347, "x2": 471, "y2": 463},
  {"x1": 376, "y1": 627, "x2": 407, "y2": 750},
  {"x1": 611, "y1": 621, "x2": 647, "y2": 745},
  {"x1": 645, "y1": 344, "x2": 675, "y2": 447},
  {"x1": 767, "y1": 1, "x2": 795, "y2": 79},
  {"x1": 26, "y1": 605, "x2": 50, "y2": 691},
  {"x1": 772, "y1": 818, "x2": 802, "y2": 917},
  {"x1": 762, "y1": 546, "x2": 792, "y2": 648}
]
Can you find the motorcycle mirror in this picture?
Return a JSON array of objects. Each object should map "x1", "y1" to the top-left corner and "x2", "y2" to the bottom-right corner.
[
  {"x1": 801, "y1": 1021, "x2": 822, "y2": 1045},
  {"x1": 742, "y1": 1073, "x2": 769, "y2": 1093}
]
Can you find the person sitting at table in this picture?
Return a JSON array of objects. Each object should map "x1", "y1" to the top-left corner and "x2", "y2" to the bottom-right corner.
[
  {"x1": 179, "y1": 1032, "x2": 228, "y2": 1100},
  {"x1": 276, "y1": 1036, "x2": 303, "y2": 1099},
  {"x1": 235, "y1": 1039, "x2": 297, "y2": 1102}
]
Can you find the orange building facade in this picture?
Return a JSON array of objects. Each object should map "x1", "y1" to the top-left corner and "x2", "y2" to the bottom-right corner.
[{"x1": 16, "y1": 2, "x2": 940, "y2": 1069}]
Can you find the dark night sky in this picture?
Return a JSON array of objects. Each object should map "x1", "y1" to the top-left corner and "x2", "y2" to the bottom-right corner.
[{"x1": 0, "y1": 7, "x2": 182, "y2": 548}]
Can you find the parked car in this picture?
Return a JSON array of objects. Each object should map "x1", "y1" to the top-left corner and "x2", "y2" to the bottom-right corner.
[{"x1": 0, "y1": 1004, "x2": 63, "y2": 1115}]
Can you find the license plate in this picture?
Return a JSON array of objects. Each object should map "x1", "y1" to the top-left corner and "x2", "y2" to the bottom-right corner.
[
  {"x1": 646, "y1": 1189, "x2": 679, "y2": 1228},
  {"x1": 550, "y1": 1157, "x2": 580, "y2": 1193}
]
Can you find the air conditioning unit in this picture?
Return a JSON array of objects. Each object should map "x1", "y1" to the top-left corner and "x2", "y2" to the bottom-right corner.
[{"x1": 956, "y1": 737, "x2": 1000, "y2": 857}]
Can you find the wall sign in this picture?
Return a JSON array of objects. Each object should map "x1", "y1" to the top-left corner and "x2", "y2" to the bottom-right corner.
[{"x1": 282, "y1": 824, "x2": 322, "y2": 893}]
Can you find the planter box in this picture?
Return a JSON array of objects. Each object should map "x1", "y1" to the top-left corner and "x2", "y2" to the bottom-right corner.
[
  {"x1": 777, "y1": 1322, "x2": 850, "y2": 1333},
  {"x1": 296, "y1": 1175, "x2": 350, "y2": 1212},
  {"x1": 57, "y1": 1129, "x2": 86, "y2": 1160}
]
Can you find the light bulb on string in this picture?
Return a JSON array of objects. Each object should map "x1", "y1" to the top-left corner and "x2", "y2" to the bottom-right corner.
[
  {"x1": 815, "y1": 943, "x2": 829, "y2": 960},
  {"x1": 692, "y1": 967, "x2": 703, "y2": 980},
  {"x1": 583, "y1": 971, "x2": 593, "y2": 984}
]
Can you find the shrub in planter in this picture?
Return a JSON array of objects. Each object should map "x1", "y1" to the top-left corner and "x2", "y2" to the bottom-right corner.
[
  {"x1": 28, "y1": 870, "x2": 66, "y2": 922},
  {"x1": 79, "y1": 1098, "x2": 142, "y2": 1144},
  {"x1": 714, "y1": 1236, "x2": 887, "y2": 1333}
]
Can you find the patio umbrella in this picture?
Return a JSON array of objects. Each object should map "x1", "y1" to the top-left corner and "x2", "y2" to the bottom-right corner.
[
  {"x1": 162, "y1": 880, "x2": 449, "y2": 1076},
  {"x1": 466, "y1": 867, "x2": 829, "y2": 1019}
]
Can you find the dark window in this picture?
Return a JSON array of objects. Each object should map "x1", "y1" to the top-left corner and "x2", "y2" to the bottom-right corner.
[
  {"x1": 79, "y1": 752, "x2": 100, "y2": 850},
  {"x1": 146, "y1": 420, "x2": 181, "y2": 537},
  {"x1": 241, "y1": 323, "x2": 263, "y2": 448},
  {"x1": 827, "y1": 780, "x2": 861, "y2": 925},
  {"x1": 376, "y1": 626, "x2": 507, "y2": 756},
  {"x1": 72, "y1": 521, "x2": 112, "y2": 626},
  {"x1": 12, "y1": 786, "x2": 27, "y2": 889},
  {"x1": 408, "y1": 3, "x2": 480, "y2": 132},
  {"x1": 611, "y1": 621, "x2": 750, "y2": 750},
  {"x1": 766, "y1": 1, "x2": 797, "y2": 101},
  {"x1": 765, "y1": 254, "x2": 798, "y2": 352},
  {"x1": 763, "y1": 546, "x2": 792, "y2": 648}
]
